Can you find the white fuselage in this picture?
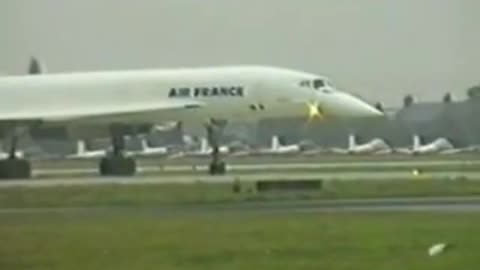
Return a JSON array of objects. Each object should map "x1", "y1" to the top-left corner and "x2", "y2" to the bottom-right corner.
[
  {"x1": 0, "y1": 66, "x2": 311, "y2": 122},
  {"x1": 0, "y1": 65, "x2": 382, "y2": 139}
]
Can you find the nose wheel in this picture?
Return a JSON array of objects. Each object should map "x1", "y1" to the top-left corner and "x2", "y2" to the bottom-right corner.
[
  {"x1": 206, "y1": 120, "x2": 227, "y2": 175},
  {"x1": 208, "y1": 148, "x2": 226, "y2": 175}
]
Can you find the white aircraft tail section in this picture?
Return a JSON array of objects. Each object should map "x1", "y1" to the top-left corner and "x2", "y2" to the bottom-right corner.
[
  {"x1": 68, "y1": 140, "x2": 106, "y2": 158},
  {"x1": 413, "y1": 135, "x2": 421, "y2": 151},
  {"x1": 140, "y1": 138, "x2": 149, "y2": 151},
  {"x1": 29, "y1": 56, "x2": 47, "y2": 75},
  {"x1": 76, "y1": 140, "x2": 87, "y2": 155},
  {"x1": 135, "y1": 137, "x2": 168, "y2": 155},
  {"x1": 348, "y1": 134, "x2": 356, "y2": 151},
  {"x1": 200, "y1": 137, "x2": 209, "y2": 153},
  {"x1": 271, "y1": 136, "x2": 280, "y2": 151}
]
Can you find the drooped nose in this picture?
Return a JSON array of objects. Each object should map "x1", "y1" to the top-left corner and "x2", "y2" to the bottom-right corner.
[{"x1": 319, "y1": 91, "x2": 384, "y2": 118}]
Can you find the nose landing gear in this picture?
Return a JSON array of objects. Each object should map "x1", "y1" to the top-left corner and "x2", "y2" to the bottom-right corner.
[{"x1": 205, "y1": 119, "x2": 227, "y2": 175}]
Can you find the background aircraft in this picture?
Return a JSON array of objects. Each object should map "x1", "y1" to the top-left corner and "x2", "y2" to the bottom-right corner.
[
  {"x1": 183, "y1": 137, "x2": 229, "y2": 157},
  {"x1": 130, "y1": 136, "x2": 170, "y2": 157},
  {"x1": 330, "y1": 134, "x2": 391, "y2": 154},
  {"x1": 66, "y1": 140, "x2": 107, "y2": 159},
  {"x1": 252, "y1": 135, "x2": 303, "y2": 155},
  {"x1": 395, "y1": 135, "x2": 455, "y2": 155}
]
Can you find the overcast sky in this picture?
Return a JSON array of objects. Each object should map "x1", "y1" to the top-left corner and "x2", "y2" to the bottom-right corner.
[{"x1": 1, "y1": 0, "x2": 478, "y2": 106}]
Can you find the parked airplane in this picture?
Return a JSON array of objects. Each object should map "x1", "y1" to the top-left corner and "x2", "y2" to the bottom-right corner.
[
  {"x1": 260, "y1": 135, "x2": 302, "y2": 154},
  {"x1": 330, "y1": 134, "x2": 391, "y2": 154},
  {"x1": 0, "y1": 65, "x2": 382, "y2": 178},
  {"x1": 66, "y1": 140, "x2": 107, "y2": 159},
  {"x1": 395, "y1": 135, "x2": 454, "y2": 155},
  {"x1": 68, "y1": 136, "x2": 175, "y2": 159},
  {"x1": 131, "y1": 137, "x2": 170, "y2": 156},
  {"x1": 183, "y1": 137, "x2": 229, "y2": 157}
]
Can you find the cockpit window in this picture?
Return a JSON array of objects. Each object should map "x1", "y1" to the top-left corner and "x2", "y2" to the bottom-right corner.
[
  {"x1": 299, "y1": 80, "x2": 311, "y2": 87},
  {"x1": 313, "y1": 79, "x2": 325, "y2": 89},
  {"x1": 299, "y1": 79, "x2": 331, "y2": 91}
]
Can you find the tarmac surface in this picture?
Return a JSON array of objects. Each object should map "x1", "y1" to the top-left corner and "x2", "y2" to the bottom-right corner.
[
  {"x1": 1, "y1": 171, "x2": 479, "y2": 188},
  {"x1": 3, "y1": 158, "x2": 478, "y2": 186},
  {"x1": 1, "y1": 196, "x2": 480, "y2": 215},
  {"x1": 2, "y1": 158, "x2": 480, "y2": 215},
  {"x1": 25, "y1": 157, "x2": 480, "y2": 177},
  {"x1": 33, "y1": 158, "x2": 480, "y2": 172}
]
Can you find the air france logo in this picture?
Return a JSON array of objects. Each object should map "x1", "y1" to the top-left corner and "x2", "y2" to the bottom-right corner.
[{"x1": 168, "y1": 86, "x2": 244, "y2": 98}]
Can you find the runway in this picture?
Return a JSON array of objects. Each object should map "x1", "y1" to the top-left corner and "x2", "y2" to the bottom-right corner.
[
  {"x1": 2, "y1": 158, "x2": 480, "y2": 215},
  {"x1": 0, "y1": 173, "x2": 326, "y2": 188},
  {"x1": 21, "y1": 158, "x2": 480, "y2": 184},
  {"x1": 33, "y1": 158, "x2": 480, "y2": 172},
  {"x1": 0, "y1": 155, "x2": 462, "y2": 188},
  {"x1": 1, "y1": 171, "x2": 479, "y2": 188},
  {"x1": 1, "y1": 196, "x2": 480, "y2": 215}
]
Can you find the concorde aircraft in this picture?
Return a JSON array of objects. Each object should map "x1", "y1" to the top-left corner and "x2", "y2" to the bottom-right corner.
[{"x1": 0, "y1": 65, "x2": 382, "y2": 178}]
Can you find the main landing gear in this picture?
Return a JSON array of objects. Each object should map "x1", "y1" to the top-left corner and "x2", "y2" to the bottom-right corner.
[
  {"x1": 206, "y1": 120, "x2": 226, "y2": 175},
  {"x1": 0, "y1": 128, "x2": 31, "y2": 179},
  {"x1": 99, "y1": 130, "x2": 136, "y2": 176}
]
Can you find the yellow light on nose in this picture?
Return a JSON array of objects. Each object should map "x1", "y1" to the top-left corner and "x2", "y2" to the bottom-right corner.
[{"x1": 307, "y1": 102, "x2": 323, "y2": 120}]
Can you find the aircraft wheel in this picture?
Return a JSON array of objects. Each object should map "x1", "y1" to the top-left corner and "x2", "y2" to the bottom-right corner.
[
  {"x1": 99, "y1": 158, "x2": 109, "y2": 175},
  {"x1": 209, "y1": 161, "x2": 226, "y2": 175},
  {"x1": 0, "y1": 159, "x2": 32, "y2": 179},
  {"x1": 99, "y1": 156, "x2": 136, "y2": 176}
]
